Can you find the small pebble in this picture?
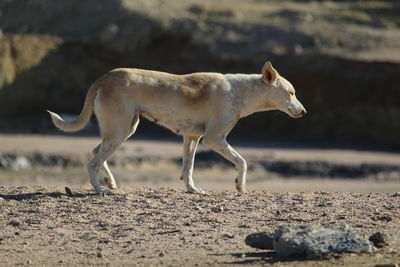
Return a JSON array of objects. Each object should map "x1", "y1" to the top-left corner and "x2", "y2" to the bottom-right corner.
[
  {"x1": 369, "y1": 232, "x2": 390, "y2": 248},
  {"x1": 222, "y1": 233, "x2": 235, "y2": 239},
  {"x1": 8, "y1": 221, "x2": 20, "y2": 227},
  {"x1": 0, "y1": 207, "x2": 9, "y2": 212},
  {"x1": 275, "y1": 210, "x2": 283, "y2": 215},
  {"x1": 392, "y1": 192, "x2": 400, "y2": 197},
  {"x1": 373, "y1": 215, "x2": 392, "y2": 222},
  {"x1": 65, "y1": 187, "x2": 73, "y2": 196},
  {"x1": 97, "y1": 247, "x2": 103, "y2": 258},
  {"x1": 159, "y1": 252, "x2": 165, "y2": 257},
  {"x1": 193, "y1": 205, "x2": 201, "y2": 211},
  {"x1": 211, "y1": 206, "x2": 224, "y2": 213}
]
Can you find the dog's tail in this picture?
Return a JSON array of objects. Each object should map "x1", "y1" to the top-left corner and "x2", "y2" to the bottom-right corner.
[{"x1": 47, "y1": 82, "x2": 99, "y2": 132}]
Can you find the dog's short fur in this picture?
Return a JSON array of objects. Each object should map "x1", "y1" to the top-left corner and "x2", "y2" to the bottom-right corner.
[{"x1": 48, "y1": 61, "x2": 306, "y2": 194}]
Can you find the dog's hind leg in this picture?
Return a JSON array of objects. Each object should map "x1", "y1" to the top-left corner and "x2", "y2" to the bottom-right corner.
[
  {"x1": 89, "y1": 89, "x2": 139, "y2": 194},
  {"x1": 181, "y1": 136, "x2": 202, "y2": 193},
  {"x1": 101, "y1": 161, "x2": 117, "y2": 189},
  {"x1": 88, "y1": 139, "x2": 123, "y2": 194},
  {"x1": 93, "y1": 112, "x2": 140, "y2": 190},
  {"x1": 92, "y1": 144, "x2": 117, "y2": 190}
]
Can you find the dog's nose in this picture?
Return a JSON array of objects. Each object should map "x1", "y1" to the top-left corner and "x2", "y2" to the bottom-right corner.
[{"x1": 301, "y1": 109, "x2": 307, "y2": 116}]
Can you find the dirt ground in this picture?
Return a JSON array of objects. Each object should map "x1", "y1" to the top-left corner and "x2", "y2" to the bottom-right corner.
[
  {"x1": 0, "y1": 135, "x2": 400, "y2": 266},
  {"x1": 0, "y1": 187, "x2": 399, "y2": 266}
]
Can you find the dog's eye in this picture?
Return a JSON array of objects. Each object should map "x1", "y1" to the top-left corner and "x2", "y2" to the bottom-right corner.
[{"x1": 290, "y1": 92, "x2": 294, "y2": 96}]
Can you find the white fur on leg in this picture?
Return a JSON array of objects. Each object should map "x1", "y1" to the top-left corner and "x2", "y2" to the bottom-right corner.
[
  {"x1": 101, "y1": 161, "x2": 118, "y2": 189},
  {"x1": 88, "y1": 142, "x2": 121, "y2": 194},
  {"x1": 181, "y1": 136, "x2": 203, "y2": 193},
  {"x1": 203, "y1": 136, "x2": 247, "y2": 193}
]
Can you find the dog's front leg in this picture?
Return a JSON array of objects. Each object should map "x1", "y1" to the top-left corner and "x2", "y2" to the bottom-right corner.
[
  {"x1": 181, "y1": 136, "x2": 202, "y2": 193},
  {"x1": 203, "y1": 136, "x2": 247, "y2": 193}
]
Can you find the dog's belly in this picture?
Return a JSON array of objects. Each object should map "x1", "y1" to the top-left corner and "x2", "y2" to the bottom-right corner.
[{"x1": 140, "y1": 111, "x2": 205, "y2": 136}]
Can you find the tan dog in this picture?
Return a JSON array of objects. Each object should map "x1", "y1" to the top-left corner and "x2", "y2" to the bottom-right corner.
[{"x1": 48, "y1": 61, "x2": 306, "y2": 194}]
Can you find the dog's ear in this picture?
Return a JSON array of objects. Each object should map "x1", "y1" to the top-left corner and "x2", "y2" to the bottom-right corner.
[{"x1": 262, "y1": 61, "x2": 279, "y2": 87}]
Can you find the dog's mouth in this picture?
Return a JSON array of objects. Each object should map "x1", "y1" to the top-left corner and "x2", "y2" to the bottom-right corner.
[
  {"x1": 290, "y1": 113, "x2": 302, "y2": 119},
  {"x1": 286, "y1": 109, "x2": 306, "y2": 118}
]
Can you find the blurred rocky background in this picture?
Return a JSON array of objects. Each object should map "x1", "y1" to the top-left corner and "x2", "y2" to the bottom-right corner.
[{"x1": 1, "y1": 0, "x2": 399, "y2": 149}]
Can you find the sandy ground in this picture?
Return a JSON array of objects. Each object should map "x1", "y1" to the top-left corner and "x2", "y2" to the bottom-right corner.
[
  {"x1": 0, "y1": 186, "x2": 399, "y2": 266},
  {"x1": 0, "y1": 134, "x2": 400, "y2": 266}
]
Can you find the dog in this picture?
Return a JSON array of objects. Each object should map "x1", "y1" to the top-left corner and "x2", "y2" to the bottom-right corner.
[{"x1": 48, "y1": 61, "x2": 306, "y2": 194}]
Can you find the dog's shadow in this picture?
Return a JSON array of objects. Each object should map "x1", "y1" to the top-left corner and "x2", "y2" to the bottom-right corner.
[
  {"x1": 0, "y1": 191, "x2": 95, "y2": 201},
  {"x1": 212, "y1": 251, "x2": 313, "y2": 265}
]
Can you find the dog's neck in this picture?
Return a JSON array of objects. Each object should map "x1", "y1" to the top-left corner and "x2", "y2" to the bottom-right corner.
[{"x1": 225, "y1": 73, "x2": 275, "y2": 118}]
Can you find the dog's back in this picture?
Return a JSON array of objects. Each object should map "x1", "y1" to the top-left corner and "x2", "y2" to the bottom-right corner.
[{"x1": 104, "y1": 68, "x2": 229, "y2": 106}]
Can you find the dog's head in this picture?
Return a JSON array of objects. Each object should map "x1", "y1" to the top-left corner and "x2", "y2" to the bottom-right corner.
[{"x1": 261, "y1": 61, "x2": 306, "y2": 118}]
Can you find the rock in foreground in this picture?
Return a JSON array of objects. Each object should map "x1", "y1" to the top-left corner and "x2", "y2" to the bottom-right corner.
[
  {"x1": 244, "y1": 231, "x2": 274, "y2": 250},
  {"x1": 246, "y1": 225, "x2": 375, "y2": 259}
]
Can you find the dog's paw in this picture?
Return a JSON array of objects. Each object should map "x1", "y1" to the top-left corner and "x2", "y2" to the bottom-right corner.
[
  {"x1": 186, "y1": 187, "x2": 206, "y2": 194},
  {"x1": 235, "y1": 178, "x2": 246, "y2": 193},
  {"x1": 102, "y1": 177, "x2": 118, "y2": 190},
  {"x1": 236, "y1": 185, "x2": 245, "y2": 194},
  {"x1": 96, "y1": 188, "x2": 115, "y2": 196}
]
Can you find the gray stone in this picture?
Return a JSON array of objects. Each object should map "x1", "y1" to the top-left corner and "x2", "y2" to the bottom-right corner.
[
  {"x1": 245, "y1": 231, "x2": 274, "y2": 250},
  {"x1": 273, "y1": 225, "x2": 375, "y2": 259}
]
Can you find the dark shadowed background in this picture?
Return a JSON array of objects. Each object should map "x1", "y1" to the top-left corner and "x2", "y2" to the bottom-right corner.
[{"x1": 1, "y1": 0, "x2": 399, "y2": 150}]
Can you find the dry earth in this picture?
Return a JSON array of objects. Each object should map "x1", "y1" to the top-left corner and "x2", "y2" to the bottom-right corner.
[
  {"x1": 0, "y1": 135, "x2": 400, "y2": 266},
  {"x1": 0, "y1": 186, "x2": 399, "y2": 266}
]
